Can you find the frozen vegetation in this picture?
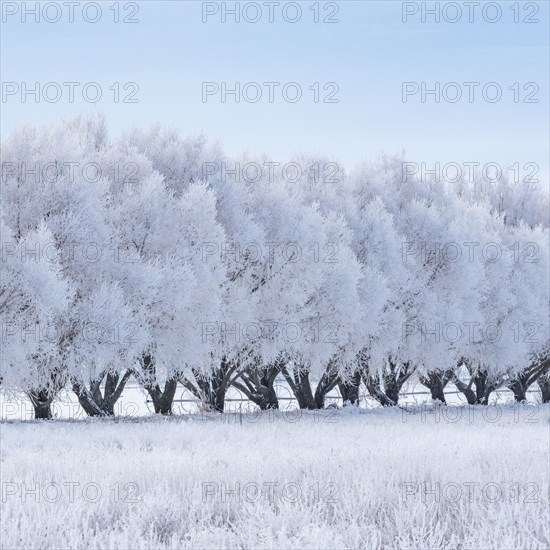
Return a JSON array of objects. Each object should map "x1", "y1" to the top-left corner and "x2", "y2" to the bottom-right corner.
[
  {"x1": 1, "y1": 116, "x2": 549, "y2": 420},
  {"x1": 1, "y1": 115, "x2": 549, "y2": 550},
  {"x1": 1, "y1": 405, "x2": 549, "y2": 549}
]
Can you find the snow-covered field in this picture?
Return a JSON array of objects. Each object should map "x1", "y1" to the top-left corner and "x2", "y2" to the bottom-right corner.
[{"x1": 1, "y1": 404, "x2": 548, "y2": 550}]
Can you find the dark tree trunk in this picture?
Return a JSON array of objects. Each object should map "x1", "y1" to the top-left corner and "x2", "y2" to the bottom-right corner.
[
  {"x1": 384, "y1": 379, "x2": 400, "y2": 404},
  {"x1": 453, "y1": 363, "x2": 500, "y2": 405},
  {"x1": 147, "y1": 377, "x2": 178, "y2": 415},
  {"x1": 534, "y1": 358, "x2": 550, "y2": 403},
  {"x1": 196, "y1": 370, "x2": 226, "y2": 412},
  {"x1": 182, "y1": 357, "x2": 239, "y2": 413},
  {"x1": 507, "y1": 358, "x2": 550, "y2": 403},
  {"x1": 233, "y1": 363, "x2": 280, "y2": 410},
  {"x1": 314, "y1": 367, "x2": 339, "y2": 408},
  {"x1": 509, "y1": 379, "x2": 527, "y2": 403},
  {"x1": 73, "y1": 384, "x2": 108, "y2": 416},
  {"x1": 195, "y1": 364, "x2": 226, "y2": 413},
  {"x1": 338, "y1": 371, "x2": 361, "y2": 405},
  {"x1": 26, "y1": 359, "x2": 67, "y2": 419},
  {"x1": 453, "y1": 378, "x2": 477, "y2": 405},
  {"x1": 73, "y1": 370, "x2": 133, "y2": 417},
  {"x1": 282, "y1": 368, "x2": 317, "y2": 409},
  {"x1": 364, "y1": 373, "x2": 396, "y2": 406},
  {"x1": 34, "y1": 400, "x2": 53, "y2": 419},
  {"x1": 361, "y1": 358, "x2": 413, "y2": 407},
  {"x1": 538, "y1": 375, "x2": 550, "y2": 403},
  {"x1": 419, "y1": 370, "x2": 453, "y2": 404},
  {"x1": 476, "y1": 370, "x2": 502, "y2": 404},
  {"x1": 475, "y1": 370, "x2": 489, "y2": 403},
  {"x1": 281, "y1": 363, "x2": 339, "y2": 410},
  {"x1": 153, "y1": 378, "x2": 178, "y2": 415},
  {"x1": 254, "y1": 383, "x2": 279, "y2": 410},
  {"x1": 139, "y1": 354, "x2": 178, "y2": 415},
  {"x1": 27, "y1": 390, "x2": 54, "y2": 420}
]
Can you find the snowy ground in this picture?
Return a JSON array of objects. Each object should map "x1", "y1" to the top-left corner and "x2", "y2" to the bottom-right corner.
[{"x1": 1, "y1": 404, "x2": 549, "y2": 549}]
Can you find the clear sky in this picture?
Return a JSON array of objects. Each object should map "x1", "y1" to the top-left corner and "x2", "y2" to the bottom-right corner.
[{"x1": 1, "y1": 0, "x2": 549, "y2": 186}]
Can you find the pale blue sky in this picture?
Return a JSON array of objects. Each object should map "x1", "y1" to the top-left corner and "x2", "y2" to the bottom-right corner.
[{"x1": 1, "y1": 1, "x2": 549, "y2": 184}]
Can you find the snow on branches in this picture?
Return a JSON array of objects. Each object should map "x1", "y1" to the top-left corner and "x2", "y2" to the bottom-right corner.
[{"x1": 1, "y1": 115, "x2": 548, "y2": 416}]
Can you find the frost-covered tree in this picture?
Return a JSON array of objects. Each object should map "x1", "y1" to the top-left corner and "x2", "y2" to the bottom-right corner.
[
  {"x1": 0, "y1": 215, "x2": 72, "y2": 418},
  {"x1": 450, "y1": 170, "x2": 550, "y2": 403},
  {"x1": 2, "y1": 115, "x2": 548, "y2": 417},
  {"x1": 219, "y1": 154, "x2": 366, "y2": 410},
  {"x1": 105, "y1": 147, "x2": 227, "y2": 414},
  {"x1": 1, "y1": 117, "x2": 146, "y2": 417}
]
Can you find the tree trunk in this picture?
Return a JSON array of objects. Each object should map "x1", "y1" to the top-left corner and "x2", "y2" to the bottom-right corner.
[
  {"x1": 146, "y1": 377, "x2": 178, "y2": 415},
  {"x1": 204, "y1": 375, "x2": 226, "y2": 412},
  {"x1": 419, "y1": 370, "x2": 453, "y2": 404},
  {"x1": 187, "y1": 357, "x2": 238, "y2": 413},
  {"x1": 384, "y1": 379, "x2": 400, "y2": 404},
  {"x1": 281, "y1": 365, "x2": 338, "y2": 410},
  {"x1": 476, "y1": 370, "x2": 500, "y2": 405},
  {"x1": 73, "y1": 370, "x2": 133, "y2": 417},
  {"x1": 454, "y1": 379, "x2": 477, "y2": 405},
  {"x1": 153, "y1": 378, "x2": 178, "y2": 415},
  {"x1": 453, "y1": 365, "x2": 498, "y2": 405},
  {"x1": 538, "y1": 375, "x2": 550, "y2": 403},
  {"x1": 255, "y1": 384, "x2": 279, "y2": 410},
  {"x1": 282, "y1": 369, "x2": 317, "y2": 409},
  {"x1": 233, "y1": 364, "x2": 280, "y2": 410},
  {"x1": 197, "y1": 369, "x2": 226, "y2": 413},
  {"x1": 73, "y1": 383, "x2": 108, "y2": 416},
  {"x1": 364, "y1": 373, "x2": 395, "y2": 406},
  {"x1": 338, "y1": 371, "x2": 361, "y2": 405},
  {"x1": 508, "y1": 379, "x2": 527, "y2": 403},
  {"x1": 27, "y1": 390, "x2": 54, "y2": 420},
  {"x1": 139, "y1": 355, "x2": 178, "y2": 415},
  {"x1": 361, "y1": 358, "x2": 413, "y2": 406},
  {"x1": 475, "y1": 370, "x2": 488, "y2": 403},
  {"x1": 314, "y1": 367, "x2": 339, "y2": 409},
  {"x1": 34, "y1": 400, "x2": 53, "y2": 419},
  {"x1": 507, "y1": 358, "x2": 550, "y2": 403}
]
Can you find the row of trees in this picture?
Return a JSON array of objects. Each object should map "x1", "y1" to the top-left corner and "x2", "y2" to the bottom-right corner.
[{"x1": 1, "y1": 115, "x2": 548, "y2": 418}]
